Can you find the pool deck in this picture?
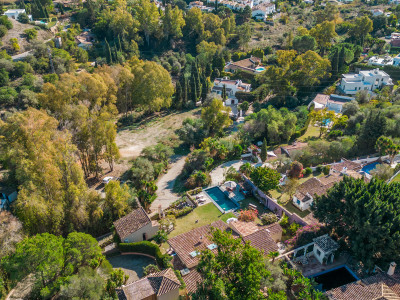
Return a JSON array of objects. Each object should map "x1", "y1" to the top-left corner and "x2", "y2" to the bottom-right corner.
[
  {"x1": 203, "y1": 186, "x2": 239, "y2": 213},
  {"x1": 290, "y1": 253, "x2": 351, "y2": 277}
]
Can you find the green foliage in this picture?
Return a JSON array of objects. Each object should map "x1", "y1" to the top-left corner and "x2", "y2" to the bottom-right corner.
[
  {"x1": 119, "y1": 241, "x2": 170, "y2": 268},
  {"x1": 24, "y1": 28, "x2": 38, "y2": 41},
  {"x1": 60, "y1": 267, "x2": 105, "y2": 299},
  {"x1": 261, "y1": 212, "x2": 278, "y2": 225},
  {"x1": 201, "y1": 98, "x2": 232, "y2": 136},
  {"x1": 105, "y1": 269, "x2": 129, "y2": 298},
  {"x1": 0, "y1": 16, "x2": 12, "y2": 29},
  {"x1": 250, "y1": 166, "x2": 281, "y2": 194},
  {"x1": 1, "y1": 232, "x2": 103, "y2": 297},
  {"x1": 376, "y1": 136, "x2": 399, "y2": 164},
  {"x1": 313, "y1": 177, "x2": 400, "y2": 270},
  {"x1": 143, "y1": 264, "x2": 160, "y2": 276},
  {"x1": 17, "y1": 13, "x2": 30, "y2": 24},
  {"x1": 260, "y1": 138, "x2": 267, "y2": 162},
  {"x1": 292, "y1": 35, "x2": 316, "y2": 53},
  {"x1": 0, "y1": 25, "x2": 7, "y2": 38},
  {"x1": 303, "y1": 167, "x2": 312, "y2": 176},
  {"x1": 154, "y1": 230, "x2": 168, "y2": 245},
  {"x1": 322, "y1": 165, "x2": 330, "y2": 175}
]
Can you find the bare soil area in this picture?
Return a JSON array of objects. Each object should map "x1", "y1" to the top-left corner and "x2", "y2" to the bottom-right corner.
[
  {"x1": 1, "y1": 18, "x2": 53, "y2": 53},
  {"x1": 116, "y1": 109, "x2": 200, "y2": 160}
]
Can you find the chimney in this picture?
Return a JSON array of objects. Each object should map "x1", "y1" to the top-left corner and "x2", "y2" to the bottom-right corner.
[{"x1": 388, "y1": 262, "x2": 397, "y2": 276}]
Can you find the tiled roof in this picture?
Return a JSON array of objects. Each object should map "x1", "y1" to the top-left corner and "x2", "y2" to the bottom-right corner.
[
  {"x1": 229, "y1": 56, "x2": 261, "y2": 69},
  {"x1": 313, "y1": 234, "x2": 338, "y2": 253},
  {"x1": 229, "y1": 220, "x2": 262, "y2": 237},
  {"x1": 326, "y1": 272, "x2": 400, "y2": 300},
  {"x1": 331, "y1": 159, "x2": 362, "y2": 173},
  {"x1": 265, "y1": 223, "x2": 283, "y2": 237},
  {"x1": 113, "y1": 208, "x2": 151, "y2": 241},
  {"x1": 295, "y1": 177, "x2": 337, "y2": 202},
  {"x1": 121, "y1": 268, "x2": 181, "y2": 300},
  {"x1": 313, "y1": 94, "x2": 329, "y2": 106},
  {"x1": 243, "y1": 229, "x2": 279, "y2": 255},
  {"x1": 168, "y1": 220, "x2": 236, "y2": 269},
  {"x1": 183, "y1": 268, "x2": 203, "y2": 294}
]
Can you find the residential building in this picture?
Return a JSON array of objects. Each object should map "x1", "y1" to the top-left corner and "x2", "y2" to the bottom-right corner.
[
  {"x1": 371, "y1": 9, "x2": 384, "y2": 16},
  {"x1": 211, "y1": 77, "x2": 251, "y2": 99},
  {"x1": 339, "y1": 69, "x2": 393, "y2": 95},
  {"x1": 224, "y1": 56, "x2": 265, "y2": 74},
  {"x1": 75, "y1": 30, "x2": 95, "y2": 50},
  {"x1": 326, "y1": 263, "x2": 400, "y2": 300},
  {"x1": 368, "y1": 55, "x2": 394, "y2": 67},
  {"x1": 277, "y1": 141, "x2": 309, "y2": 158},
  {"x1": 309, "y1": 94, "x2": 355, "y2": 114},
  {"x1": 252, "y1": 3, "x2": 276, "y2": 20},
  {"x1": 188, "y1": 1, "x2": 213, "y2": 11},
  {"x1": 390, "y1": 0, "x2": 400, "y2": 5},
  {"x1": 113, "y1": 207, "x2": 159, "y2": 243},
  {"x1": 4, "y1": 9, "x2": 32, "y2": 21},
  {"x1": 117, "y1": 268, "x2": 181, "y2": 300},
  {"x1": 168, "y1": 220, "x2": 281, "y2": 294}
]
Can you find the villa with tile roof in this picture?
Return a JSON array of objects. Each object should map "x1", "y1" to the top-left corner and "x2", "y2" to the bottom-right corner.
[
  {"x1": 117, "y1": 268, "x2": 181, "y2": 300},
  {"x1": 224, "y1": 56, "x2": 264, "y2": 74},
  {"x1": 309, "y1": 94, "x2": 355, "y2": 114},
  {"x1": 113, "y1": 207, "x2": 159, "y2": 243},
  {"x1": 211, "y1": 77, "x2": 251, "y2": 99}
]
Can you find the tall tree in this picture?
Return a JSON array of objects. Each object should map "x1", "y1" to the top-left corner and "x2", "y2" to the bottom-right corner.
[
  {"x1": 260, "y1": 138, "x2": 267, "y2": 162},
  {"x1": 348, "y1": 16, "x2": 373, "y2": 46},
  {"x1": 250, "y1": 166, "x2": 281, "y2": 195},
  {"x1": 310, "y1": 21, "x2": 337, "y2": 55},
  {"x1": 136, "y1": 0, "x2": 161, "y2": 46},
  {"x1": 376, "y1": 136, "x2": 399, "y2": 164},
  {"x1": 201, "y1": 98, "x2": 232, "y2": 136}
]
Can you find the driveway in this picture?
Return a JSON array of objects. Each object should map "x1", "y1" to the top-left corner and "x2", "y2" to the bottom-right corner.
[
  {"x1": 151, "y1": 155, "x2": 187, "y2": 212},
  {"x1": 108, "y1": 254, "x2": 156, "y2": 283},
  {"x1": 209, "y1": 160, "x2": 244, "y2": 186}
]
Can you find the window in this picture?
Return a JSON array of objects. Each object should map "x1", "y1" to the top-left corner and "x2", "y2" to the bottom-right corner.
[{"x1": 316, "y1": 249, "x2": 321, "y2": 256}]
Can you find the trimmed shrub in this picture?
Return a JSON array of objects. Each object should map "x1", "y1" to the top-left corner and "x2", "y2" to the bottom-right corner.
[
  {"x1": 119, "y1": 241, "x2": 171, "y2": 268},
  {"x1": 303, "y1": 167, "x2": 312, "y2": 176},
  {"x1": 261, "y1": 213, "x2": 278, "y2": 225},
  {"x1": 322, "y1": 165, "x2": 331, "y2": 175}
]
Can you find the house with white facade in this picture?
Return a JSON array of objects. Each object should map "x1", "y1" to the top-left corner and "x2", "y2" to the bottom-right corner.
[
  {"x1": 113, "y1": 207, "x2": 159, "y2": 243},
  {"x1": 309, "y1": 94, "x2": 355, "y2": 114},
  {"x1": 4, "y1": 9, "x2": 32, "y2": 21},
  {"x1": 188, "y1": 1, "x2": 214, "y2": 11},
  {"x1": 339, "y1": 69, "x2": 393, "y2": 95},
  {"x1": 371, "y1": 9, "x2": 384, "y2": 16},
  {"x1": 252, "y1": 3, "x2": 276, "y2": 20},
  {"x1": 211, "y1": 77, "x2": 251, "y2": 99},
  {"x1": 368, "y1": 55, "x2": 394, "y2": 67}
]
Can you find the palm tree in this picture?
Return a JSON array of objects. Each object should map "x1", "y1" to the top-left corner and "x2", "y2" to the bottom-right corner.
[{"x1": 267, "y1": 251, "x2": 280, "y2": 263}]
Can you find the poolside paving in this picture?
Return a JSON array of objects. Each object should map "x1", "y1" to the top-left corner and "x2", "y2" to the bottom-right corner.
[{"x1": 209, "y1": 160, "x2": 244, "y2": 186}]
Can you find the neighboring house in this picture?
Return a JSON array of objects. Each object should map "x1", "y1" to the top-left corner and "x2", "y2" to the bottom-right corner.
[
  {"x1": 117, "y1": 268, "x2": 181, "y2": 300},
  {"x1": 312, "y1": 234, "x2": 339, "y2": 265},
  {"x1": 0, "y1": 191, "x2": 17, "y2": 211},
  {"x1": 293, "y1": 160, "x2": 364, "y2": 211},
  {"x1": 371, "y1": 9, "x2": 384, "y2": 16},
  {"x1": 75, "y1": 30, "x2": 95, "y2": 50},
  {"x1": 224, "y1": 56, "x2": 265, "y2": 74},
  {"x1": 326, "y1": 263, "x2": 400, "y2": 300},
  {"x1": 390, "y1": 0, "x2": 400, "y2": 4},
  {"x1": 188, "y1": 1, "x2": 213, "y2": 11},
  {"x1": 368, "y1": 55, "x2": 394, "y2": 67},
  {"x1": 251, "y1": 3, "x2": 276, "y2": 21},
  {"x1": 309, "y1": 94, "x2": 355, "y2": 114},
  {"x1": 211, "y1": 77, "x2": 251, "y2": 99},
  {"x1": 113, "y1": 207, "x2": 159, "y2": 243},
  {"x1": 277, "y1": 142, "x2": 308, "y2": 158},
  {"x1": 4, "y1": 9, "x2": 32, "y2": 21},
  {"x1": 339, "y1": 69, "x2": 393, "y2": 95}
]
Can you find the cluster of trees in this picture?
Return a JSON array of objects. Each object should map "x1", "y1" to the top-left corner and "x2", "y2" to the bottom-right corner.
[
  {"x1": 0, "y1": 232, "x2": 127, "y2": 298},
  {"x1": 313, "y1": 177, "x2": 400, "y2": 271}
]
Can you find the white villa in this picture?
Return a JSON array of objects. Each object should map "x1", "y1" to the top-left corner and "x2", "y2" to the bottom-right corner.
[
  {"x1": 339, "y1": 69, "x2": 393, "y2": 95},
  {"x1": 224, "y1": 56, "x2": 265, "y2": 74},
  {"x1": 309, "y1": 94, "x2": 355, "y2": 114},
  {"x1": 211, "y1": 77, "x2": 251, "y2": 99},
  {"x1": 4, "y1": 9, "x2": 32, "y2": 21},
  {"x1": 252, "y1": 3, "x2": 276, "y2": 20},
  {"x1": 368, "y1": 55, "x2": 400, "y2": 67}
]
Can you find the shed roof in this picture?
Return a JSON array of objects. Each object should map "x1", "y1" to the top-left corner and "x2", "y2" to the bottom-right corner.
[{"x1": 113, "y1": 208, "x2": 151, "y2": 241}]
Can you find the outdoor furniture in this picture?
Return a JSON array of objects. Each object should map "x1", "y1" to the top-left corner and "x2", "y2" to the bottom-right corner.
[{"x1": 248, "y1": 203, "x2": 257, "y2": 211}]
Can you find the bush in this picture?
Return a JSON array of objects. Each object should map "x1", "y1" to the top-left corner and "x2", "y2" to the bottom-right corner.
[
  {"x1": 261, "y1": 213, "x2": 278, "y2": 225},
  {"x1": 303, "y1": 167, "x2": 312, "y2": 176},
  {"x1": 0, "y1": 16, "x2": 13, "y2": 30},
  {"x1": 17, "y1": 13, "x2": 30, "y2": 24},
  {"x1": 238, "y1": 209, "x2": 258, "y2": 222},
  {"x1": 119, "y1": 241, "x2": 171, "y2": 268},
  {"x1": 153, "y1": 230, "x2": 168, "y2": 245},
  {"x1": 0, "y1": 25, "x2": 7, "y2": 38},
  {"x1": 322, "y1": 165, "x2": 330, "y2": 175},
  {"x1": 143, "y1": 264, "x2": 160, "y2": 276},
  {"x1": 167, "y1": 206, "x2": 193, "y2": 218},
  {"x1": 24, "y1": 28, "x2": 38, "y2": 41}
]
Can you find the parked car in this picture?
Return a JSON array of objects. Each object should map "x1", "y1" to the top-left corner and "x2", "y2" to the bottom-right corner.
[{"x1": 102, "y1": 176, "x2": 115, "y2": 184}]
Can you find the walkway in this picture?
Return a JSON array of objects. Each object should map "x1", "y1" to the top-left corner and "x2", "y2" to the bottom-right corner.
[
  {"x1": 151, "y1": 155, "x2": 186, "y2": 213},
  {"x1": 209, "y1": 160, "x2": 244, "y2": 186}
]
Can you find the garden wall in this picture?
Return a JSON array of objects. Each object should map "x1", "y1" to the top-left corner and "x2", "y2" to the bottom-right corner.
[{"x1": 243, "y1": 176, "x2": 308, "y2": 226}]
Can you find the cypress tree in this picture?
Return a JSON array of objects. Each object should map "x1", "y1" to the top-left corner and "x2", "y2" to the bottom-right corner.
[
  {"x1": 222, "y1": 84, "x2": 227, "y2": 101},
  {"x1": 331, "y1": 48, "x2": 339, "y2": 79},
  {"x1": 174, "y1": 81, "x2": 183, "y2": 109},
  {"x1": 212, "y1": 68, "x2": 220, "y2": 79},
  {"x1": 205, "y1": 63, "x2": 212, "y2": 78},
  {"x1": 190, "y1": 75, "x2": 197, "y2": 102},
  {"x1": 215, "y1": 0, "x2": 218, "y2": 10},
  {"x1": 260, "y1": 138, "x2": 267, "y2": 162},
  {"x1": 105, "y1": 39, "x2": 113, "y2": 64},
  {"x1": 338, "y1": 46, "x2": 346, "y2": 73},
  {"x1": 182, "y1": 77, "x2": 188, "y2": 107},
  {"x1": 201, "y1": 76, "x2": 210, "y2": 101}
]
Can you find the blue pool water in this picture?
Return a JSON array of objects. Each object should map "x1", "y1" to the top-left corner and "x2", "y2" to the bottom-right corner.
[
  {"x1": 361, "y1": 162, "x2": 380, "y2": 174},
  {"x1": 256, "y1": 67, "x2": 266, "y2": 72},
  {"x1": 323, "y1": 118, "x2": 331, "y2": 126},
  {"x1": 204, "y1": 187, "x2": 238, "y2": 212}
]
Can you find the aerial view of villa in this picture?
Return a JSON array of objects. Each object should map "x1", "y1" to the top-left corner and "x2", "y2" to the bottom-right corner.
[{"x1": 1, "y1": 0, "x2": 400, "y2": 299}]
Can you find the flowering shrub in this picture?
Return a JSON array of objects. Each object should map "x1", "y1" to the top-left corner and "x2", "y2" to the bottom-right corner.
[
  {"x1": 238, "y1": 209, "x2": 258, "y2": 222},
  {"x1": 285, "y1": 223, "x2": 322, "y2": 248}
]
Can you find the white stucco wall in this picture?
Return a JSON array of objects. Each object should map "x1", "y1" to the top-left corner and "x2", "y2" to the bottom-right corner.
[
  {"x1": 123, "y1": 223, "x2": 159, "y2": 243},
  {"x1": 158, "y1": 288, "x2": 180, "y2": 300}
]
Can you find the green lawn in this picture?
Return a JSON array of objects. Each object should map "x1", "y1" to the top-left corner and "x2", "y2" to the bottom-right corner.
[
  {"x1": 298, "y1": 125, "x2": 320, "y2": 142},
  {"x1": 391, "y1": 172, "x2": 400, "y2": 183},
  {"x1": 283, "y1": 201, "x2": 311, "y2": 218}
]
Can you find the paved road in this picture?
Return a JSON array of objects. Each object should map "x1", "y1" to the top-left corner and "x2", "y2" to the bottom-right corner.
[{"x1": 151, "y1": 155, "x2": 186, "y2": 213}]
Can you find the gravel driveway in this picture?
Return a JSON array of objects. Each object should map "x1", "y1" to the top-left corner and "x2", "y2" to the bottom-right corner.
[{"x1": 108, "y1": 254, "x2": 156, "y2": 283}]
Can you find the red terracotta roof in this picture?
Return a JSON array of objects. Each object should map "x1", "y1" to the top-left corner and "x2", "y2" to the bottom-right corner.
[
  {"x1": 242, "y1": 229, "x2": 279, "y2": 255},
  {"x1": 183, "y1": 269, "x2": 203, "y2": 294},
  {"x1": 229, "y1": 220, "x2": 262, "y2": 237},
  {"x1": 113, "y1": 208, "x2": 151, "y2": 241}
]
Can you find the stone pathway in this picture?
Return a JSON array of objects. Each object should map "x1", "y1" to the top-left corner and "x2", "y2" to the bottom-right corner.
[{"x1": 151, "y1": 155, "x2": 187, "y2": 213}]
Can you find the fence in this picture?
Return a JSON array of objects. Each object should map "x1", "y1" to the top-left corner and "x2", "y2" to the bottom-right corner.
[{"x1": 243, "y1": 175, "x2": 308, "y2": 226}]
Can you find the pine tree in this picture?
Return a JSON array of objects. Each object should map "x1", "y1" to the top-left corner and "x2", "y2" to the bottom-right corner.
[
  {"x1": 222, "y1": 84, "x2": 227, "y2": 101},
  {"x1": 260, "y1": 138, "x2": 267, "y2": 162}
]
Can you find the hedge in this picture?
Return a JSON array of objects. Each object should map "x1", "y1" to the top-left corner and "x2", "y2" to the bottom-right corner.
[{"x1": 119, "y1": 241, "x2": 171, "y2": 268}]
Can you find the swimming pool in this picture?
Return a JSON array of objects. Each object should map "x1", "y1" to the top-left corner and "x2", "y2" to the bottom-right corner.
[
  {"x1": 204, "y1": 186, "x2": 238, "y2": 212},
  {"x1": 361, "y1": 161, "x2": 380, "y2": 174},
  {"x1": 255, "y1": 67, "x2": 266, "y2": 72},
  {"x1": 310, "y1": 265, "x2": 358, "y2": 291}
]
